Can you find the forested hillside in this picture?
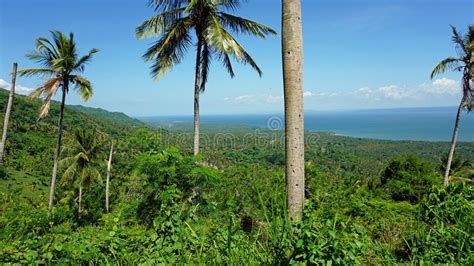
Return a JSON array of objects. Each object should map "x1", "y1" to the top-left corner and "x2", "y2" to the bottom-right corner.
[
  {"x1": 68, "y1": 104, "x2": 145, "y2": 128},
  {"x1": 1, "y1": 90, "x2": 473, "y2": 264},
  {"x1": 0, "y1": 89, "x2": 148, "y2": 175}
]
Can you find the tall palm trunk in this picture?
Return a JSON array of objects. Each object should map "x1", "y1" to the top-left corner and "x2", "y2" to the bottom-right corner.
[
  {"x1": 193, "y1": 35, "x2": 203, "y2": 155},
  {"x1": 282, "y1": 0, "x2": 305, "y2": 221},
  {"x1": 48, "y1": 81, "x2": 68, "y2": 214},
  {"x1": 443, "y1": 96, "x2": 465, "y2": 187},
  {"x1": 78, "y1": 185, "x2": 82, "y2": 218},
  {"x1": 0, "y1": 63, "x2": 17, "y2": 166},
  {"x1": 105, "y1": 142, "x2": 114, "y2": 213}
]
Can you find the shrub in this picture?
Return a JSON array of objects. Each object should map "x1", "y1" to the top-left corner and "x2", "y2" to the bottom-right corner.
[
  {"x1": 0, "y1": 166, "x2": 6, "y2": 179},
  {"x1": 290, "y1": 216, "x2": 372, "y2": 265},
  {"x1": 380, "y1": 155, "x2": 439, "y2": 203},
  {"x1": 405, "y1": 183, "x2": 474, "y2": 264}
]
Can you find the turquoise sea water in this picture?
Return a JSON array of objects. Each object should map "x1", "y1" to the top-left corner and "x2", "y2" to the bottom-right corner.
[{"x1": 140, "y1": 107, "x2": 474, "y2": 141}]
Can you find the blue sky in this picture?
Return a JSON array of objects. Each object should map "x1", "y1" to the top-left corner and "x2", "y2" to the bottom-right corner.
[{"x1": 0, "y1": 0, "x2": 473, "y2": 116}]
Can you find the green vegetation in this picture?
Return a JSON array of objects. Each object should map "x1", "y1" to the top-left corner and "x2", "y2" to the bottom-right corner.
[
  {"x1": 1, "y1": 91, "x2": 473, "y2": 264},
  {"x1": 0, "y1": 2, "x2": 472, "y2": 263}
]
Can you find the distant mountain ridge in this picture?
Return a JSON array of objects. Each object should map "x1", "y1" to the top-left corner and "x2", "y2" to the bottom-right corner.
[
  {"x1": 68, "y1": 104, "x2": 145, "y2": 128},
  {"x1": 0, "y1": 88, "x2": 146, "y2": 128}
]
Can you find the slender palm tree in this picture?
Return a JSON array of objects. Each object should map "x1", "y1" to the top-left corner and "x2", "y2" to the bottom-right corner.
[
  {"x1": 136, "y1": 0, "x2": 276, "y2": 155},
  {"x1": 431, "y1": 25, "x2": 473, "y2": 187},
  {"x1": 0, "y1": 63, "x2": 17, "y2": 166},
  {"x1": 105, "y1": 141, "x2": 114, "y2": 213},
  {"x1": 282, "y1": 0, "x2": 305, "y2": 221},
  {"x1": 60, "y1": 128, "x2": 104, "y2": 218},
  {"x1": 18, "y1": 31, "x2": 98, "y2": 212}
]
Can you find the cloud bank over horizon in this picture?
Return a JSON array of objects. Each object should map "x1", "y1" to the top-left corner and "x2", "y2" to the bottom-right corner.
[
  {"x1": 0, "y1": 78, "x2": 34, "y2": 95},
  {"x1": 224, "y1": 78, "x2": 463, "y2": 111}
]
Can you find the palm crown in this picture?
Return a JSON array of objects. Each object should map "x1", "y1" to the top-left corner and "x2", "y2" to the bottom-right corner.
[
  {"x1": 60, "y1": 128, "x2": 105, "y2": 188},
  {"x1": 136, "y1": 0, "x2": 276, "y2": 91},
  {"x1": 18, "y1": 31, "x2": 98, "y2": 118},
  {"x1": 431, "y1": 25, "x2": 474, "y2": 111}
]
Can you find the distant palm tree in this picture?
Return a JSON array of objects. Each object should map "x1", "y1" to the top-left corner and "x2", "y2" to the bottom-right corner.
[
  {"x1": 431, "y1": 25, "x2": 473, "y2": 187},
  {"x1": 60, "y1": 128, "x2": 104, "y2": 218},
  {"x1": 18, "y1": 31, "x2": 99, "y2": 212},
  {"x1": 439, "y1": 152, "x2": 471, "y2": 176},
  {"x1": 282, "y1": 0, "x2": 305, "y2": 221},
  {"x1": 0, "y1": 63, "x2": 17, "y2": 166},
  {"x1": 136, "y1": 0, "x2": 276, "y2": 155},
  {"x1": 439, "y1": 152, "x2": 473, "y2": 183}
]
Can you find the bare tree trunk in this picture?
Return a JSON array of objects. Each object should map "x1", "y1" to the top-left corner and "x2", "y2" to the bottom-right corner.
[
  {"x1": 0, "y1": 63, "x2": 17, "y2": 166},
  {"x1": 105, "y1": 142, "x2": 114, "y2": 213},
  {"x1": 444, "y1": 97, "x2": 465, "y2": 187},
  {"x1": 282, "y1": 0, "x2": 305, "y2": 222},
  {"x1": 193, "y1": 35, "x2": 203, "y2": 155},
  {"x1": 78, "y1": 185, "x2": 82, "y2": 219},
  {"x1": 48, "y1": 82, "x2": 68, "y2": 214}
]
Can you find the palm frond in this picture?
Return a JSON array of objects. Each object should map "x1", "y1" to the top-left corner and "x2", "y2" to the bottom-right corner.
[
  {"x1": 29, "y1": 77, "x2": 61, "y2": 119},
  {"x1": 206, "y1": 15, "x2": 262, "y2": 76},
  {"x1": 72, "y1": 75, "x2": 93, "y2": 101},
  {"x1": 136, "y1": 8, "x2": 186, "y2": 39},
  {"x1": 450, "y1": 25, "x2": 468, "y2": 57},
  {"x1": 215, "y1": 0, "x2": 241, "y2": 11},
  {"x1": 199, "y1": 40, "x2": 211, "y2": 92},
  {"x1": 61, "y1": 161, "x2": 79, "y2": 187},
  {"x1": 217, "y1": 13, "x2": 277, "y2": 38},
  {"x1": 74, "y1": 48, "x2": 99, "y2": 72},
  {"x1": 35, "y1": 37, "x2": 60, "y2": 60},
  {"x1": 464, "y1": 24, "x2": 474, "y2": 50},
  {"x1": 16, "y1": 68, "x2": 55, "y2": 78},
  {"x1": 148, "y1": 0, "x2": 190, "y2": 12},
  {"x1": 183, "y1": 0, "x2": 200, "y2": 14},
  {"x1": 25, "y1": 50, "x2": 55, "y2": 69},
  {"x1": 430, "y1": 57, "x2": 462, "y2": 79},
  {"x1": 143, "y1": 17, "x2": 193, "y2": 79},
  {"x1": 217, "y1": 51, "x2": 235, "y2": 77}
]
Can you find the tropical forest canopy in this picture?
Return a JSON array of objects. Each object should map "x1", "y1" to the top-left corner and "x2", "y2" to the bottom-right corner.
[{"x1": 0, "y1": 88, "x2": 473, "y2": 264}]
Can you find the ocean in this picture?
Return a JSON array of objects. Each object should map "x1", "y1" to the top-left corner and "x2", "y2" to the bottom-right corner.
[{"x1": 140, "y1": 107, "x2": 474, "y2": 142}]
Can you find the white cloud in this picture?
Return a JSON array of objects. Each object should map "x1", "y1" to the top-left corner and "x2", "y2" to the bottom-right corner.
[
  {"x1": 230, "y1": 91, "x2": 324, "y2": 105},
  {"x1": 235, "y1": 94, "x2": 254, "y2": 103},
  {"x1": 0, "y1": 79, "x2": 9, "y2": 88},
  {"x1": 224, "y1": 78, "x2": 462, "y2": 110},
  {"x1": 313, "y1": 78, "x2": 461, "y2": 109},
  {"x1": 0, "y1": 78, "x2": 34, "y2": 95},
  {"x1": 231, "y1": 94, "x2": 283, "y2": 105},
  {"x1": 419, "y1": 77, "x2": 459, "y2": 95},
  {"x1": 340, "y1": 78, "x2": 460, "y2": 104},
  {"x1": 264, "y1": 95, "x2": 283, "y2": 104}
]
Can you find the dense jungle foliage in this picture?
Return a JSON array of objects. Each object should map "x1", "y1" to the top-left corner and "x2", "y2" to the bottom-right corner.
[{"x1": 1, "y1": 90, "x2": 473, "y2": 264}]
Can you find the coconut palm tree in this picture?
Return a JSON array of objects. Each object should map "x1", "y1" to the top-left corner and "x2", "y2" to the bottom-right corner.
[
  {"x1": 0, "y1": 63, "x2": 17, "y2": 166},
  {"x1": 282, "y1": 0, "x2": 305, "y2": 221},
  {"x1": 136, "y1": 0, "x2": 276, "y2": 155},
  {"x1": 431, "y1": 25, "x2": 473, "y2": 187},
  {"x1": 60, "y1": 128, "x2": 104, "y2": 218},
  {"x1": 18, "y1": 31, "x2": 99, "y2": 212}
]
